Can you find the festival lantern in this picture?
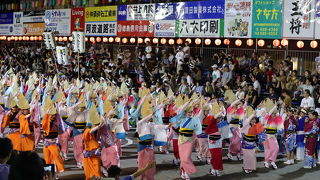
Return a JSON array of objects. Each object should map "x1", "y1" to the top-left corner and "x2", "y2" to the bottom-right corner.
[
  {"x1": 144, "y1": 38, "x2": 150, "y2": 43},
  {"x1": 204, "y1": 39, "x2": 211, "y2": 45},
  {"x1": 7, "y1": 37, "x2": 11, "y2": 41},
  {"x1": 90, "y1": 37, "x2": 95, "y2": 43},
  {"x1": 63, "y1": 36, "x2": 68, "y2": 42},
  {"x1": 58, "y1": 37, "x2": 63, "y2": 42},
  {"x1": 137, "y1": 38, "x2": 143, "y2": 44},
  {"x1": 257, "y1": 39, "x2": 265, "y2": 47},
  {"x1": 195, "y1": 38, "x2": 201, "y2": 45},
  {"x1": 30, "y1": 36, "x2": 34, "y2": 41},
  {"x1": 38, "y1": 36, "x2": 43, "y2": 41},
  {"x1": 108, "y1": 37, "x2": 114, "y2": 43},
  {"x1": 310, "y1": 40, "x2": 318, "y2": 48},
  {"x1": 69, "y1": 36, "x2": 73, "y2": 41},
  {"x1": 115, "y1": 37, "x2": 120, "y2": 43},
  {"x1": 177, "y1": 38, "x2": 183, "y2": 45},
  {"x1": 185, "y1": 38, "x2": 191, "y2": 44},
  {"x1": 85, "y1": 37, "x2": 88, "y2": 42},
  {"x1": 103, "y1": 37, "x2": 108, "y2": 43},
  {"x1": 273, "y1": 39, "x2": 280, "y2": 47},
  {"x1": 35, "y1": 36, "x2": 39, "y2": 41},
  {"x1": 224, "y1": 39, "x2": 230, "y2": 45},
  {"x1": 297, "y1": 40, "x2": 304, "y2": 48},
  {"x1": 26, "y1": 36, "x2": 29, "y2": 41},
  {"x1": 160, "y1": 38, "x2": 167, "y2": 45},
  {"x1": 281, "y1": 39, "x2": 288, "y2": 46},
  {"x1": 246, "y1": 39, "x2": 254, "y2": 46},
  {"x1": 169, "y1": 39, "x2": 174, "y2": 45},
  {"x1": 23, "y1": 36, "x2": 26, "y2": 41},
  {"x1": 235, "y1": 39, "x2": 242, "y2": 46},
  {"x1": 130, "y1": 38, "x2": 135, "y2": 44},
  {"x1": 54, "y1": 37, "x2": 58, "y2": 41},
  {"x1": 215, "y1": 39, "x2": 221, "y2": 46},
  {"x1": 11, "y1": 36, "x2": 14, "y2": 40},
  {"x1": 122, "y1": 38, "x2": 128, "y2": 44},
  {"x1": 152, "y1": 38, "x2": 158, "y2": 44},
  {"x1": 14, "y1": 36, "x2": 18, "y2": 41},
  {"x1": 19, "y1": 36, "x2": 23, "y2": 41},
  {"x1": 96, "y1": 37, "x2": 101, "y2": 43}
]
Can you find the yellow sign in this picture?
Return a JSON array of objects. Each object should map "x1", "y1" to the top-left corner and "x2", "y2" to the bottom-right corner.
[
  {"x1": 85, "y1": 6, "x2": 117, "y2": 22},
  {"x1": 23, "y1": 23, "x2": 45, "y2": 35}
]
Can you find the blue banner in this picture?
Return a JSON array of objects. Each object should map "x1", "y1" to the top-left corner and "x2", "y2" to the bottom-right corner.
[
  {"x1": 176, "y1": 0, "x2": 225, "y2": 20},
  {"x1": 117, "y1": 5, "x2": 127, "y2": 21},
  {"x1": 0, "y1": 13, "x2": 13, "y2": 24},
  {"x1": 155, "y1": 3, "x2": 176, "y2": 20}
]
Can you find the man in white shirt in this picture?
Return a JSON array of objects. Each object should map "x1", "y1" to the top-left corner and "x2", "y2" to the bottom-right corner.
[
  {"x1": 175, "y1": 46, "x2": 184, "y2": 73},
  {"x1": 183, "y1": 42, "x2": 190, "y2": 59},
  {"x1": 145, "y1": 41, "x2": 152, "y2": 60},
  {"x1": 211, "y1": 64, "x2": 221, "y2": 83},
  {"x1": 300, "y1": 89, "x2": 315, "y2": 109},
  {"x1": 252, "y1": 76, "x2": 261, "y2": 97}
]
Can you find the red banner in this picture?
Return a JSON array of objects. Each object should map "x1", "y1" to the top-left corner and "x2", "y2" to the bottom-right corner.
[
  {"x1": 117, "y1": 20, "x2": 154, "y2": 37},
  {"x1": 71, "y1": 8, "x2": 85, "y2": 32}
]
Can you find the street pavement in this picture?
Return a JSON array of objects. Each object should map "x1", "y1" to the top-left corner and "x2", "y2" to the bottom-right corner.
[{"x1": 36, "y1": 132, "x2": 320, "y2": 180}]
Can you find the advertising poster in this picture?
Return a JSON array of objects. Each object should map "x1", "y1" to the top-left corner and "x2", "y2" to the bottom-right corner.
[
  {"x1": 117, "y1": 20, "x2": 154, "y2": 37},
  {"x1": 283, "y1": 0, "x2": 315, "y2": 39},
  {"x1": 155, "y1": 3, "x2": 176, "y2": 20},
  {"x1": 71, "y1": 8, "x2": 85, "y2": 32},
  {"x1": 23, "y1": 22, "x2": 45, "y2": 35},
  {"x1": 0, "y1": 13, "x2": 13, "y2": 35},
  {"x1": 176, "y1": 19, "x2": 223, "y2": 37},
  {"x1": 224, "y1": 0, "x2": 252, "y2": 38},
  {"x1": 44, "y1": 9, "x2": 71, "y2": 36},
  {"x1": 252, "y1": 0, "x2": 282, "y2": 39},
  {"x1": 13, "y1": 12, "x2": 23, "y2": 35},
  {"x1": 85, "y1": 21, "x2": 117, "y2": 36},
  {"x1": 154, "y1": 20, "x2": 176, "y2": 37},
  {"x1": 85, "y1": 6, "x2": 117, "y2": 22},
  {"x1": 127, "y1": 4, "x2": 155, "y2": 20}
]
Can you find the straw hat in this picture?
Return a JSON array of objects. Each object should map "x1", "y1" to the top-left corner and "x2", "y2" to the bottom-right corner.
[{"x1": 17, "y1": 93, "x2": 30, "y2": 109}]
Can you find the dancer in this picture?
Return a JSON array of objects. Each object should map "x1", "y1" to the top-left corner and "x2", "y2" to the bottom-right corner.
[
  {"x1": 296, "y1": 109, "x2": 307, "y2": 161},
  {"x1": 283, "y1": 108, "x2": 297, "y2": 165},
  {"x1": 303, "y1": 110, "x2": 319, "y2": 168}
]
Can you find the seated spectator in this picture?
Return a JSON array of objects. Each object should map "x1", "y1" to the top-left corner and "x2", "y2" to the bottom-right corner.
[
  {"x1": 9, "y1": 151, "x2": 44, "y2": 180},
  {"x1": 300, "y1": 89, "x2": 315, "y2": 110},
  {"x1": 0, "y1": 138, "x2": 13, "y2": 180},
  {"x1": 245, "y1": 84, "x2": 258, "y2": 107}
]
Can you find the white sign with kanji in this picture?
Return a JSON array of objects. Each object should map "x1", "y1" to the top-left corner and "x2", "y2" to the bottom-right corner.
[
  {"x1": 42, "y1": 32, "x2": 55, "y2": 50},
  {"x1": 72, "y1": 31, "x2": 85, "y2": 53},
  {"x1": 177, "y1": 19, "x2": 221, "y2": 37},
  {"x1": 56, "y1": 46, "x2": 68, "y2": 65}
]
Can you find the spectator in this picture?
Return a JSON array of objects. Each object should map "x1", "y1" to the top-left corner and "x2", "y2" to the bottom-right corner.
[
  {"x1": 211, "y1": 64, "x2": 221, "y2": 84},
  {"x1": 245, "y1": 84, "x2": 258, "y2": 107},
  {"x1": 300, "y1": 89, "x2": 315, "y2": 110},
  {"x1": 221, "y1": 66, "x2": 232, "y2": 86},
  {"x1": 9, "y1": 151, "x2": 44, "y2": 180},
  {"x1": 0, "y1": 138, "x2": 13, "y2": 180},
  {"x1": 251, "y1": 75, "x2": 261, "y2": 97}
]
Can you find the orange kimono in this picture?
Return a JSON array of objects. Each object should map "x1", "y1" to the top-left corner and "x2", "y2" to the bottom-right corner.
[
  {"x1": 83, "y1": 128, "x2": 101, "y2": 180},
  {"x1": 42, "y1": 114, "x2": 65, "y2": 173},
  {"x1": 18, "y1": 114, "x2": 35, "y2": 151},
  {"x1": 2, "y1": 112, "x2": 21, "y2": 151}
]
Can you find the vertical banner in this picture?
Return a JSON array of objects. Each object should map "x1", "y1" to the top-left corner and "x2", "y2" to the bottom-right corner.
[
  {"x1": 224, "y1": 0, "x2": 252, "y2": 38},
  {"x1": 13, "y1": 12, "x2": 23, "y2": 35},
  {"x1": 44, "y1": 9, "x2": 71, "y2": 36},
  {"x1": 316, "y1": 0, "x2": 320, "y2": 39},
  {"x1": 43, "y1": 32, "x2": 56, "y2": 50},
  {"x1": 72, "y1": 31, "x2": 85, "y2": 53},
  {"x1": 56, "y1": 46, "x2": 68, "y2": 65},
  {"x1": 85, "y1": 6, "x2": 117, "y2": 36},
  {"x1": 252, "y1": 0, "x2": 283, "y2": 39},
  {"x1": 283, "y1": 0, "x2": 315, "y2": 39},
  {"x1": 71, "y1": 8, "x2": 85, "y2": 32}
]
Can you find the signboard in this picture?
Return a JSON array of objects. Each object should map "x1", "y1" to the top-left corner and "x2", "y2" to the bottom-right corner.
[
  {"x1": 71, "y1": 8, "x2": 85, "y2": 32},
  {"x1": 316, "y1": 0, "x2": 320, "y2": 39},
  {"x1": 85, "y1": 6, "x2": 117, "y2": 22},
  {"x1": 176, "y1": 0, "x2": 225, "y2": 20},
  {"x1": 117, "y1": 20, "x2": 154, "y2": 37},
  {"x1": 155, "y1": 3, "x2": 176, "y2": 20},
  {"x1": 154, "y1": 20, "x2": 176, "y2": 37},
  {"x1": 44, "y1": 9, "x2": 71, "y2": 36},
  {"x1": 13, "y1": 12, "x2": 23, "y2": 35},
  {"x1": 23, "y1": 23, "x2": 45, "y2": 35},
  {"x1": 43, "y1": 32, "x2": 56, "y2": 50},
  {"x1": 252, "y1": 0, "x2": 282, "y2": 39},
  {"x1": 283, "y1": 0, "x2": 315, "y2": 39},
  {"x1": 176, "y1": 19, "x2": 223, "y2": 37},
  {"x1": 126, "y1": 4, "x2": 155, "y2": 21},
  {"x1": 23, "y1": 11, "x2": 45, "y2": 23},
  {"x1": 117, "y1": 5, "x2": 127, "y2": 21},
  {"x1": 0, "y1": 25, "x2": 13, "y2": 35},
  {"x1": 224, "y1": 0, "x2": 252, "y2": 38},
  {"x1": 72, "y1": 31, "x2": 85, "y2": 53},
  {"x1": 56, "y1": 46, "x2": 69, "y2": 65},
  {"x1": 0, "y1": 13, "x2": 13, "y2": 24},
  {"x1": 85, "y1": 21, "x2": 116, "y2": 36}
]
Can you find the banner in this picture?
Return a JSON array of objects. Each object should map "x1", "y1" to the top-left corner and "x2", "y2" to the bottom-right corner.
[
  {"x1": 85, "y1": 6, "x2": 117, "y2": 22},
  {"x1": 0, "y1": 25, "x2": 13, "y2": 35},
  {"x1": 23, "y1": 22, "x2": 45, "y2": 35},
  {"x1": 117, "y1": 5, "x2": 127, "y2": 21},
  {"x1": 85, "y1": 21, "x2": 116, "y2": 36},
  {"x1": 224, "y1": 0, "x2": 252, "y2": 38},
  {"x1": 176, "y1": 19, "x2": 223, "y2": 37},
  {"x1": 23, "y1": 11, "x2": 45, "y2": 23},
  {"x1": 283, "y1": 0, "x2": 315, "y2": 39},
  {"x1": 154, "y1": 20, "x2": 176, "y2": 37},
  {"x1": 316, "y1": 0, "x2": 320, "y2": 39},
  {"x1": 71, "y1": 8, "x2": 85, "y2": 32},
  {"x1": 72, "y1": 31, "x2": 85, "y2": 53},
  {"x1": 252, "y1": 0, "x2": 282, "y2": 39},
  {"x1": 155, "y1": 3, "x2": 176, "y2": 20},
  {"x1": 13, "y1": 12, "x2": 23, "y2": 35},
  {"x1": 44, "y1": 9, "x2": 71, "y2": 36},
  {"x1": 56, "y1": 46, "x2": 68, "y2": 65},
  {"x1": 176, "y1": 0, "x2": 225, "y2": 20},
  {"x1": 117, "y1": 20, "x2": 154, "y2": 37},
  {"x1": 127, "y1": 4, "x2": 155, "y2": 20},
  {"x1": 43, "y1": 32, "x2": 55, "y2": 50},
  {"x1": 0, "y1": 13, "x2": 13, "y2": 24}
]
